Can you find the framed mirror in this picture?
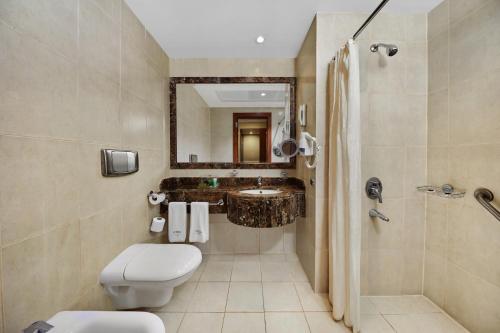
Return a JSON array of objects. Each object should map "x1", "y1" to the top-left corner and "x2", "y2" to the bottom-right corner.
[{"x1": 170, "y1": 77, "x2": 296, "y2": 169}]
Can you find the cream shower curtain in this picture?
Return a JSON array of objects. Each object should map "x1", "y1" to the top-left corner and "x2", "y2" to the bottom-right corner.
[{"x1": 327, "y1": 39, "x2": 361, "y2": 333}]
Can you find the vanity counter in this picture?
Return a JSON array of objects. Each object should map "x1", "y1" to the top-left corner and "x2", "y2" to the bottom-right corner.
[{"x1": 159, "y1": 177, "x2": 305, "y2": 227}]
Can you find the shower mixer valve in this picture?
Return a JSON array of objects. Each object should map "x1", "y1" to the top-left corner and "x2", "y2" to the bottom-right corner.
[{"x1": 366, "y1": 177, "x2": 383, "y2": 203}]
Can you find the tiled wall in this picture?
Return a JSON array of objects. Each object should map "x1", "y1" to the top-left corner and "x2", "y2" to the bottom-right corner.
[
  {"x1": 0, "y1": 1, "x2": 169, "y2": 331},
  {"x1": 176, "y1": 85, "x2": 211, "y2": 162},
  {"x1": 295, "y1": 20, "x2": 319, "y2": 290},
  {"x1": 425, "y1": 1, "x2": 500, "y2": 331},
  {"x1": 196, "y1": 214, "x2": 296, "y2": 255},
  {"x1": 310, "y1": 12, "x2": 428, "y2": 294}
]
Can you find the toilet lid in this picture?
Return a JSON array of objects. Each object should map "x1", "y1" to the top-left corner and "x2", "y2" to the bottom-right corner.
[{"x1": 123, "y1": 244, "x2": 202, "y2": 282}]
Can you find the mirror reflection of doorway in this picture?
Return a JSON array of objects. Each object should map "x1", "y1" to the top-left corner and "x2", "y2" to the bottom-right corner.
[{"x1": 233, "y1": 113, "x2": 271, "y2": 163}]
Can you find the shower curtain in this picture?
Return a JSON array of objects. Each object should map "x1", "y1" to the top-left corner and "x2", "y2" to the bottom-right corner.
[{"x1": 327, "y1": 39, "x2": 361, "y2": 333}]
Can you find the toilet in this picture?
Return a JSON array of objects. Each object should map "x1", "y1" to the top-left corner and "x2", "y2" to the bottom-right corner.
[{"x1": 100, "y1": 243, "x2": 202, "y2": 309}]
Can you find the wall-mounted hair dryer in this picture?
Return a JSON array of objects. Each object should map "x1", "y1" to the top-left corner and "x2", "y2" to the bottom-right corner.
[{"x1": 299, "y1": 132, "x2": 318, "y2": 168}]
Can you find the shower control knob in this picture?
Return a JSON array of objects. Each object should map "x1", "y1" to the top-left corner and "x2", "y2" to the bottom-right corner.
[{"x1": 366, "y1": 177, "x2": 383, "y2": 203}]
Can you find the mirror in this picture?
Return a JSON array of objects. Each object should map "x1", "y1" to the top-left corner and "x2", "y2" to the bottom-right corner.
[{"x1": 170, "y1": 77, "x2": 296, "y2": 169}]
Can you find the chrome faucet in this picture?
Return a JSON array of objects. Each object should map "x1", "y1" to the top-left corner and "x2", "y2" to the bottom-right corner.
[
  {"x1": 23, "y1": 321, "x2": 54, "y2": 333},
  {"x1": 257, "y1": 176, "x2": 263, "y2": 187},
  {"x1": 369, "y1": 209, "x2": 390, "y2": 222}
]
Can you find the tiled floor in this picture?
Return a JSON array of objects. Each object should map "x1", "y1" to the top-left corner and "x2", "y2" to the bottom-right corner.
[
  {"x1": 149, "y1": 254, "x2": 469, "y2": 333},
  {"x1": 361, "y1": 296, "x2": 470, "y2": 333}
]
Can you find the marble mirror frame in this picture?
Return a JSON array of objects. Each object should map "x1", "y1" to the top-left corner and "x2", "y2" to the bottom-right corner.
[{"x1": 169, "y1": 77, "x2": 297, "y2": 169}]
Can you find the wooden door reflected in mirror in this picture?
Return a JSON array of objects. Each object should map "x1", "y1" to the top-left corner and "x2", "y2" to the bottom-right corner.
[{"x1": 233, "y1": 113, "x2": 271, "y2": 163}]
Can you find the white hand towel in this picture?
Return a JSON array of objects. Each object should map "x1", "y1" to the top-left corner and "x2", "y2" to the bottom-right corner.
[
  {"x1": 189, "y1": 202, "x2": 209, "y2": 243},
  {"x1": 168, "y1": 202, "x2": 187, "y2": 242}
]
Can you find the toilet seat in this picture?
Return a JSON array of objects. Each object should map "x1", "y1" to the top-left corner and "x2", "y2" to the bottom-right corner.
[{"x1": 100, "y1": 244, "x2": 202, "y2": 285}]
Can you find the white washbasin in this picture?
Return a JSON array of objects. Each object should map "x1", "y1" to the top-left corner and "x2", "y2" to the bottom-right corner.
[
  {"x1": 47, "y1": 311, "x2": 165, "y2": 333},
  {"x1": 239, "y1": 189, "x2": 282, "y2": 195}
]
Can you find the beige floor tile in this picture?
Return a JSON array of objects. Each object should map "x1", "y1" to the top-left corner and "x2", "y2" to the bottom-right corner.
[
  {"x1": 178, "y1": 313, "x2": 224, "y2": 333},
  {"x1": 222, "y1": 313, "x2": 266, "y2": 333},
  {"x1": 188, "y1": 282, "x2": 229, "y2": 312},
  {"x1": 188, "y1": 261, "x2": 206, "y2": 282},
  {"x1": 305, "y1": 312, "x2": 351, "y2": 333},
  {"x1": 285, "y1": 253, "x2": 301, "y2": 262},
  {"x1": 226, "y1": 282, "x2": 264, "y2": 312},
  {"x1": 361, "y1": 296, "x2": 379, "y2": 315},
  {"x1": 288, "y1": 262, "x2": 310, "y2": 282},
  {"x1": 263, "y1": 282, "x2": 302, "y2": 312},
  {"x1": 233, "y1": 254, "x2": 261, "y2": 262},
  {"x1": 265, "y1": 312, "x2": 310, "y2": 333},
  {"x1": 231, "y1": 261, "x2": 261, "y2": 282},
  {"x1": 369, "y1": 296, "x2": 444, "y2": 315},
  {"x1": 261, "y1": 262, "x2": 292, "y2": 282},
  {"x1": 260, "y1": 254, "x2": 287, "y2": 262},
  {"x1": 153, "y1": 282, "x2": 197, "y2": 312},
  {"x1": 369, "y1": 296, "x2": 417, "y2": 315},
  {"x1": 360, "y1": 314, "x2": 395, "y2": 333},
  {"x1": 294, "y1": 282, "x2": 331, "y2": 311},
  {"x1": 384, "y1": 313, "x2": 469, "y2": 333},
  {"x1": 200, "y1": 261, "x2": 233, "y2": 282},
  {"x1": 207, "y1": 254, "x2": 235, "y2": 262},
  {"x1": 155, "y1": 313, "x2": 184, "y2": 332}
]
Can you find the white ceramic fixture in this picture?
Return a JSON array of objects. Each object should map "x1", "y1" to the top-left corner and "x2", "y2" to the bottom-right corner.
[
  {"x1": 100, "y1": 244, "x2": 202, "y2": 309},
  {"x1": 47, "y1": 311, "x2": 165, "y2": 333},
  {"x1": 239, "y1": 189, "x2": 281, "y2": 195}
]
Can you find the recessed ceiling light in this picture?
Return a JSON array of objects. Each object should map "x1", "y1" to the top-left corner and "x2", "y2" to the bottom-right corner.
[
  {"x1": 256, "y1": 36, "x2": 265, "y2": 44},
  {"x1": 260, "y1": 92, "x2": 267, "y2": 97}
]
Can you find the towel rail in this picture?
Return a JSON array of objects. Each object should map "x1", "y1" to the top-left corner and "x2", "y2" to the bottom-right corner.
[
  {"x1": 164, "y1": 199, "x2": 224, "y2": 206},
  {"x1": 474, "y1": 188, "x2": 500, "y2": 222}
]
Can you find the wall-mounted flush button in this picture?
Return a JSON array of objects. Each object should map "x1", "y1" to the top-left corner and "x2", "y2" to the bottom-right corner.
[{"x1": 101, "y1": 149, "x2": 139, "y2": 177}]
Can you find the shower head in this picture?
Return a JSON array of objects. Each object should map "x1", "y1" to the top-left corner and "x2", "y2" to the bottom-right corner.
[{"x1": 370, "y1": 43, "x2": 398, "y2": 56}]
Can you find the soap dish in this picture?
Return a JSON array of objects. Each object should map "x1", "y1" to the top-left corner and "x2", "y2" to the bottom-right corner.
[{"x1": 416, "y1": 184, "x2": 465, "y2": 199}]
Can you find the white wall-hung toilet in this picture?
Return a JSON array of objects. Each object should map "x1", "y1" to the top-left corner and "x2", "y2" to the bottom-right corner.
[{"x1": 100, "y1": 244, "x2": 202, "y2": 309}]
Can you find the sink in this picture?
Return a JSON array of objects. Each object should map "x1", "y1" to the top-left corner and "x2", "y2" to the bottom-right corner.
[
  {"x1": 239, "y1": 189, "x2": 282, "y2": 195},
  {"x1": 47, "y1": 311, "x2": 165, "y2": 333}
]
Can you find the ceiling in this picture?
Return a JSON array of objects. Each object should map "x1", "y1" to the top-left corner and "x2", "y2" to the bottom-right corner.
[
  {"x1": 193, "y1": 83, "x2": 288, "y2": 108},
  {"x1": 125, "y1": 0, "x2": 442, "y2": 59}
]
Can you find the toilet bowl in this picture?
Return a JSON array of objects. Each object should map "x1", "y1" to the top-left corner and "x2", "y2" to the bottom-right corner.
[{"x1": 100, "y1": 243, "x2": 202, "y2": 309}]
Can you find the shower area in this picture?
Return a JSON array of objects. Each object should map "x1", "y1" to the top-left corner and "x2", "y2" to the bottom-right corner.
[{"x1": 296, "y1": 0, "x2": 500, "y2": 332}]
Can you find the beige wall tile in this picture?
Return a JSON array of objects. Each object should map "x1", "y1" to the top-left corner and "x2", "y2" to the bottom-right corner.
[
  {"x1": 405, "y1": 14, "x2": 427, "y2": 42},
  {"x1": 0, "y1": 136, "x2": 46, "y2": 245},
  {"x1": 428, "y1": 90, "x2": 449, "y2": 146},
  {"x1": 428, "y1": 30, "x2": 449, "y2": 93},
  {"x1": 260, "y1": 227, "x2": 284, "y2": 254},
  {"x1": 0, "y1": 22, "x2": 78, "y2": 139},
  {"x1": 78, "y1": 66, "x2": 121, "y2": 145},
  {"x1": 428, "y1": 0, "x2": 449, "y2": 40},
  {"x1": 79, "y1": 0, "x2": 120, "y2": 81},
  {"x1": 0, "y1": 0, "x2": 77, "y2": 59},
  {"x1": 449, "y1": 0, "x2": 491, "y2": 23},
  {"x1": 449, "y1": 0, "x2": 500, "y2": 83},
  {"x1": 449, "y1": 71, "x2": 500, "y2": 145},
  {"x1": 121, "y1": 1, "x2": 146, "y2": 52},
  {"x1": 169, "y1": 58, "x2": 295, "y2": 77},
  {"x1": 426, "y1": 3, "x2": 500, "y2": 329},
  {"x1": 444, "y1": 262, "x2": 500, "y2": 332},
  {"x1": 2, "y1": 235, "x2": 50, "y2": 332},
  {"x1": 0, "y1": 1, "x2": 169, "y2": 329},
  {"x1": 80, "y1": 208, "x2": 123, "y2": 289},
  {"x1": 405, "y1": 42, "x2": 428, "y2": 94}
]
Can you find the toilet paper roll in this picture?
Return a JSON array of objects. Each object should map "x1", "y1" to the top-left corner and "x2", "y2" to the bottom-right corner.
[
  {"x1": 150, "y1": 217, "x2": 166, "y2": 233},
  {"x1": 148, "y1": 192, "x2": 166, "y2": 205}
]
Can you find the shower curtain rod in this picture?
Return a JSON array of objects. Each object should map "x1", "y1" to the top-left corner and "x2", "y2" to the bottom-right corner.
[{"x1": 352, "y1": 0, "x2": 390, "y2": 40}]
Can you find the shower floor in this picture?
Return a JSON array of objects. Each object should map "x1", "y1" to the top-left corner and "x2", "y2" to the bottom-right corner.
[
  {"x1": 361, "y1": 295, "x2": 470, "y2": 333},
  {"x1": 145, "y1": 253, "x2": 469, "y2": 332}
]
